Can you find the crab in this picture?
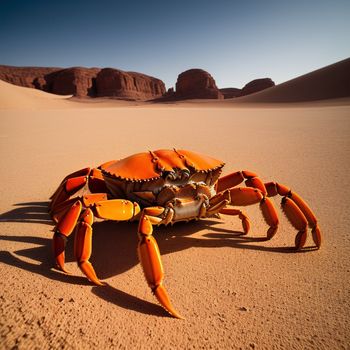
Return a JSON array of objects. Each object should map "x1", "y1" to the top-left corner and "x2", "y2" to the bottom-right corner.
[{"x1": 49, "y1": 149, "x2": 321, "y2": 318}]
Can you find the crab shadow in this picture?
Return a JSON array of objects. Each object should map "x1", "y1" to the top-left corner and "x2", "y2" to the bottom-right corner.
[
  {"x1": 0, "y1": 201, "x2": 318, "y2": 317},
  {"x1": 0, "y1": 201, "x2": 53, "y2": 225}
]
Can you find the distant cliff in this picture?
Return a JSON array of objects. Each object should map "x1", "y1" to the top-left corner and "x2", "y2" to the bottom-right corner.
[
  {"x1": 0, "y1": 65, "x2": 166, "y2": 100},
  {"x1": 0, "y1": 64, "x2": 283, "y2": 101}
]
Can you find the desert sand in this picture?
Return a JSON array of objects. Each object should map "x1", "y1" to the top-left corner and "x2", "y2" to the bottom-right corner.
[{"x1": 1, "y1": 73, "x2": 350, "y2": 349}]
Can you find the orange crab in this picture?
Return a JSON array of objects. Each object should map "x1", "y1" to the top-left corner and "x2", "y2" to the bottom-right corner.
[{"x1": 50, "y1": 149, "x2": 321, "y2": 318}]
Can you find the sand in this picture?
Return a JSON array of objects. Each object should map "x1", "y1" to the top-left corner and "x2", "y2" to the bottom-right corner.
[
  {"x1": 0, "y1": 78, "x2": 350, "y2": 349},
  {"x1": 235, "y1": 58, "x2": 350, "y2": 103}
]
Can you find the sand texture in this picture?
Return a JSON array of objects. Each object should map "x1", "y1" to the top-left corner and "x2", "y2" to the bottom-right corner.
[
  {"x1": 1, "y1": 72, "x2": 350, "y2": 349},
  {"x1": 235, "y1": 58, "x2": 350, "y2": 103}
]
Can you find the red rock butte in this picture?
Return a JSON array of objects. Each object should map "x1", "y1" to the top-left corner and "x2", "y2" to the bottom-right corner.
[
  {"x1": 96, "y1": 68, "x2": 165, "y2": 100},
  {"x1": 0, "y1": 65, "x2": 166, "y2": 100},
  {"x1": 175, "y1": 69, "x2": 224, "y2": 99}
]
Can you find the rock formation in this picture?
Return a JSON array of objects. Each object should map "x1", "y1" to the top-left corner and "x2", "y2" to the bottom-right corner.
[
  {"x1": 166, "y1": 87, "x2": 174, "y2": 95},
  {"x1": 49, "y1": 67, "x2": 100, "y2": 97},
  {"x1": 0, "y1": 65, "x2": 166, "y2": 100},
  {"x1": 219, "y1": 88, "x2": 241, "y2": 99},
  {"x1": 175, "y1": 69, "x2": 223, "y2": 99},
  {"x1": 240, "y1": 78, "x2": 275, "y2": 96},
  {"x1": 0, "y1": 65, "x2": 59, "y2": 91},
  {"x1": 96, "y1": 68, "x2": 165, "y2": 100}
]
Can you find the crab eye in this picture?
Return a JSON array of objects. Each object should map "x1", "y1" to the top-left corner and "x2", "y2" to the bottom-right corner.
[
  {"x1": 181, "y1": 169, "x2": 190, "y2": 179},
  {"x1": 163, "y1": 171, "x2": 176, "y2": 181}
]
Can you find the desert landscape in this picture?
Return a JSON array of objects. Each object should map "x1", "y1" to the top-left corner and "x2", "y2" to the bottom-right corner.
[{"x1": 0, "y1": 55, "x2": 349, "y2": 349}]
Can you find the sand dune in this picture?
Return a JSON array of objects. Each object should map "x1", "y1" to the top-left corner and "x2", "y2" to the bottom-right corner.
[
  {"x1": 234, "y1": 58, "x2": 350, "y2": 103},
  {"x1": 0, "y1": 79, "x2": 72, "y2": 109},
  {"x1": 0, "y1": 64, "x2": 349, "y2": 349},
  {"x1": 0, "y1": 79, "x2": 154, "y2": 110}
]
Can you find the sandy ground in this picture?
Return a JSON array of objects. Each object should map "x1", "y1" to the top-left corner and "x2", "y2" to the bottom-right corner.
[{"x1": 0, "y1": 81, "x2": 350, "y2": 349}]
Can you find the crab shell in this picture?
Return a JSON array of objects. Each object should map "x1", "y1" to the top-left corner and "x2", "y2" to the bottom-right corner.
[{"x1": 100, "y1": 149, "x2": 225, "y2": 205}]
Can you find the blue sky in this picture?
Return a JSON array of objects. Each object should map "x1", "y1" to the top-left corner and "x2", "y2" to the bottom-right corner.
[{"x1": 0, "y1": 0, "x2": 349, "y2": 89}]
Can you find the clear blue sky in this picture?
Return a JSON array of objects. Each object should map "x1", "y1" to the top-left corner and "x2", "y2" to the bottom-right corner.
[{"x1": 0, "y1": 0, "x2": 349, "y2": 89}]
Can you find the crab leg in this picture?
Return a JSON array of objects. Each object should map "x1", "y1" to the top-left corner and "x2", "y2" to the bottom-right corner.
[
  {"x1": 75, "y1": 199, "x2": 140, "y2": 284},
  {"x1": 50, "y1": 194, "x2": 108, "y2": 223},
  {"x1": 217, "y1": 170, "x2": 267, "y2": 195},
  {"x1": 137, "y1": 207, "x2": 183, "y2": 319},
  {"x1": 217, "y1": 171, "x2": 321, "y2": 248},
  {"x1": 53, "y1": 197, "x2": 140, "y2": 279},
  {"x1": 220, "y1": 208, "x2": 251, "y2": 234},
  {"x1": 216, "y1": 171, "x2": 245, "y2": 192},
  {"x1": 50, "y1": 176, "x2": 88, "y2": 210},
  {"x1": 281, "y1": 198, "x2": 308, "y2": 249},
  {"x1": 265, "y1": 182, "x2": 321, "y2": 248},
  {"x1": 50, "y1": 167, "x2": 108, "y2": 211},
  {"x1": 208, "y1": 190, "x2": 251, "y2": 234},
  {"x1": 51, "y1": 196, "x2": 82, "y2": 223},
  {"x1": 88, "y1": 168, "x2": 108, "y2": 193},
  {"x1": 50, "y1": 167, "x2": 90, "y2": 199},
  {"x1": 74, "y1": 208, "x2": 104, "y2": 285},
  {"x1": 53, "y1": 201, "x2": 82, "y2": 273},
  {"x1": 229, "y1": 187, "x2": 280, "y2": 240}
]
